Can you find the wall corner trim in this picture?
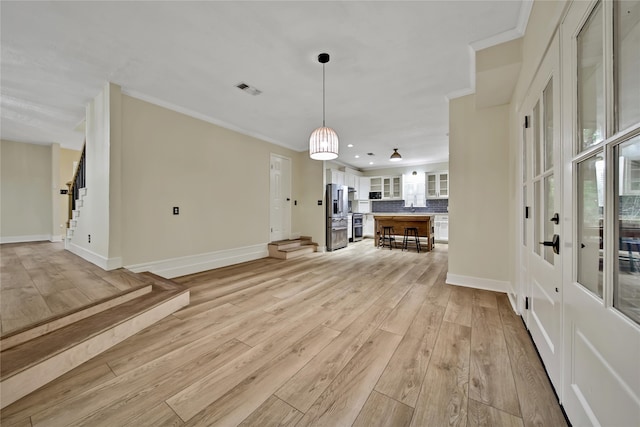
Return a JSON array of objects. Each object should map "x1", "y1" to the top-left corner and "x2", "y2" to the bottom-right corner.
[
  {"x1": 446, "y1": 273, "x2": 513, "y2": 294},
  {"x1": 125, "y1": 243, "x2": 269, "y2": 279}
]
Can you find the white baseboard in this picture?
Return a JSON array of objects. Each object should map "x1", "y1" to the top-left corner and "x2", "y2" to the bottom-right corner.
[
  {"x1": 125, "y1": 243, "x2": 269, "y2": 279},
  {"x1": 0, "y1": 234, "x2": 52, "y2": 244},
  {"x1": 446, "y1": 273, "x2": 512, "y2": 294},
  {"x1": 67, "y1": 243, "x2": 122, "y2": 270},
  {"x1": 50, "y1": 234, "x2": 63, "y2": 243}
]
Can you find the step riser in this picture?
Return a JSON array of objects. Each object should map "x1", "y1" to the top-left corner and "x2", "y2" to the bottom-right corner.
[
  {"x1": 283, "y1": 247, "x2": 315, "y2": 259},
  {"x1": 0, "y1": 291, "x2": 189, "y2": 409}
]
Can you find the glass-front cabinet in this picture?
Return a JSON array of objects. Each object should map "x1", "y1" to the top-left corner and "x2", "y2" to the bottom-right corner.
[
  {"x1": 426, "y1": 172, "x2": 449, "y2": 199},
  {"x1": 383, "y1": 176, "x2": 402, "y2": 199}
]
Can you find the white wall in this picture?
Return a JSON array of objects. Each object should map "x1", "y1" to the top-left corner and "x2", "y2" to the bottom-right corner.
[
  {"x1": 448, "y1": 94, "x2": 511, "y2": 292},
  {"x1": 69, "y1": 83, "x2": 122, "y2": 269},
  {"x1": 0, "y1": 140, "x2": 55, "y2": 242}
]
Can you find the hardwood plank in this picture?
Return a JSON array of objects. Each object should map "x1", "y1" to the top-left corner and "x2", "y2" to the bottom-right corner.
[
  {"x1": 30, "y1": 338, "x2": 249, "y2": 427},
  {"x1": 0, "y1": 363, "x2": 115, "y2": 425},
  {"x1": 295, "y1": 329, "x2": 403, "y2": 427},
  {"x1": 410, "y1": 321, "x2": 471, "y2": 427},
  {"x1": 352, "y1": 390, "x2": 414, "y2": 427},
  {"x1": 104, "y1": 302, "x2": 258, "y2": 375},
  {"x1": 166, "y1": 305, "x2": 335, "y2": 421},
  {"x1": 56, "y1": 339, "x2": 250, "y2": 427},
  {"x1": 472, "y1": 289, "x2": 499, "y2": 309},
  {"x1": 238, "y1": 395, "x2": 303, "y2": 427},
  {"x1": 467, "y1": 399, "x2": 524, "y2": 427},
  {"x1": 375, "y1": 302, "x2": 445, "y2": 407},
  {"x1": 122, "y1": 402, "x2": 184, "y2": 427},
  {"x1": 42, "y1": 289, "x2": 92, "y2": 314},
  {"x1": 425, "y1": 275, "x2": 452, "y2": 308},
  {"x1": 469, "y1": 306, "x2": 521, "y2": 416},
  {"x1": 275, "y1": 302, "x2": 393, "y2": 412},
  {"x1": 183, "y1": 325, "x2": 339, "y2": 426},
  {"x1": 499, "y1": 320, "x2": 567, "y2": 426},
  {"x1": 380, "y1": 284, "x2": 431, "y2": 336},
  {"x1": 443, "y1": 285, "x2": 473, "y2": 326}
]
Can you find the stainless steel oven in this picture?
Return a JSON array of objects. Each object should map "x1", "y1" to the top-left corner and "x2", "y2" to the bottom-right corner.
[{"x1": 352, "y1": 213, "x2": 363, "y2": 242}]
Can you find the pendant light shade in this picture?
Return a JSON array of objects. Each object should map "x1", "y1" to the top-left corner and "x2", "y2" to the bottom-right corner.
[
  {"x1": 309, "y1": 126, "x2": 339, "y2": 160},
  {"x1": 309, "y1": 53, "x2": 339, "y2": 160},
  {"x1": 390, "y1": 148, "x2": 402, "y2": 161}
]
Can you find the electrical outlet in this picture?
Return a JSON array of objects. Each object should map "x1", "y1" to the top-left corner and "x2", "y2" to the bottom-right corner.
[
  {"x1": 173, "y1": 207, "x2": 179, "y2": 215},
  {"x1": 317, "y1": 200, "x2": 322, "y2": 205},
  {"x1": 88, "y1": 234, "x2": 91, "y2": 243}
]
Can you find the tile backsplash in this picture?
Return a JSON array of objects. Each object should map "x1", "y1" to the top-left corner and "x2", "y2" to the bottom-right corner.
[{"x1": 372, "y1": 199, "x2": 448, "y2": 213}]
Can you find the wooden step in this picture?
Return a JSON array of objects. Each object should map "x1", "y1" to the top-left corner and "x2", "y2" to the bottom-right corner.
[
  {"x1": 0, "y1": 273, "x2": 189, "y2": 409},
  {"x1": 0, "y1": 281, "x2": 152, "y2": 351},
  {"x1": 268, "y1": 238, "x2": 318, "y2": 260}
]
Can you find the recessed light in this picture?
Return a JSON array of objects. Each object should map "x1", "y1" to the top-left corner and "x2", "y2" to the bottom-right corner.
[
  {"x1": 369, "y1": 161, "x2": 374, "y2": 165},
  {"x1": 355, "y1": 155, "x2": 360, "y2": 158},
  {"x1": 347, "y1": 144, "x2": 354, "y2": 148}
]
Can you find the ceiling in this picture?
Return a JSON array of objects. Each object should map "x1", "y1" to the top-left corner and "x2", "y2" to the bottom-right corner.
[{"x1": 0, "y1": 1, "x2": 530, "y2": 170}]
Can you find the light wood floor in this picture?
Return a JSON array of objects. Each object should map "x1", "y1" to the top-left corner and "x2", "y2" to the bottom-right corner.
[
  {"x1": 1, "y1": 242, "x2": 143, "y2": 336},
  {"x1": 0, "y1": 240, "x2": 568, "y2": 427}
]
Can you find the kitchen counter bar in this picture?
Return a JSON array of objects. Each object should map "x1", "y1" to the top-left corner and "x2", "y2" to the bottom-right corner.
[{"x1": 373, "y1": 215, "x2": 434, "y2": 251}]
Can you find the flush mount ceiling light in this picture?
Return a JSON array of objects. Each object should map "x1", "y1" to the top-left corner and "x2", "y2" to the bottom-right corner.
[
  {"x1": 309, "y1": 53, "x2": 339, "y2": 160},
  {"x1": 389, "y1": 148, "x2": 402, "y2": 162}
]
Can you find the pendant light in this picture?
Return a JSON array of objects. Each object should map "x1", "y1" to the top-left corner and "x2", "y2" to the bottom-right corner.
[
  {"x1": 309, "y1": 53, "x2": 339, "y2": 160},
  {"x1": 389, "y1": 148, "x2": 402, "y2": 161}
]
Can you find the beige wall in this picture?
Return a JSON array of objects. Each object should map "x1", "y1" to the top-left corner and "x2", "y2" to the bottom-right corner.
[
  {"x1": 292, "y1": 151, "x2": 326, "y2": 247},
  {"x1": 120, "y1": 94, "x2": 319, "y2": 265},
  {"x1": 448, "y1": 94, "x2": 510, "y2": 286},
  {"x1": 0, "y1": 140, "x2": 53, "y2": 241}
]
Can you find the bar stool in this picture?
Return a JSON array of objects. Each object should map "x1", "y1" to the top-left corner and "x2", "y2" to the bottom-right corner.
[
  {"x1": 403, "y1": 227, "x2": 421, "y2": 252},
  {"x1": 380, "y1": 226, "x2": 397, "y2": 249}
]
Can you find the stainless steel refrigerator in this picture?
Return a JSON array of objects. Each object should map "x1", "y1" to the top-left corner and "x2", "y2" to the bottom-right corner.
[{"x1": 326, "y1": 184, "x2": 349, "y2": 251}]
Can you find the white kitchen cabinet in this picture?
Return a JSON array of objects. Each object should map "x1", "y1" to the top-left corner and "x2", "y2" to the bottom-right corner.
[
  {"x1": 383, "y1": 176, "x2": 402, "y2": 199},
  {"x1": 346, "y1": 173, "x2": 358, "y2": 190},
  {"x1": 426, "y1": 172, "x2": 449, "y2": 199},
  {"x1": 359, "y1": 177, "x2": 370, "y2": 200},
  {"x1": 434, "y1": 214, "x2": 449, "y2": 242},
  {"x1": 326, "y1": 169, "x2": 345, "y2": 187},
  {"x1": 369, "y1": 177, "x2": 383, "y2": 194},
  {"x1": 363, "y1": 213, "x2": 375, "y2": 237}
]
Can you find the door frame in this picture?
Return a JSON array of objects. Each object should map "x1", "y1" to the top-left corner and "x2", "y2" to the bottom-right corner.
[{"x1": 518, "y1": 30, "x2": 564, "y2": 396}]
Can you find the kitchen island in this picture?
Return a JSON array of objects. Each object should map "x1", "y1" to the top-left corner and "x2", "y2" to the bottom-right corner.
[{"x1": 373, "y1": 214, "x2": 434, "y2": 251}]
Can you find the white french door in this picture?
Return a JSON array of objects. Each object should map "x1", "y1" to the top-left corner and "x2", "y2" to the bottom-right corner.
[
  {"x1": 269, "y1": 154, "x2": 291, "y2": 242},
  {"x1": 560, "y1": 1, "x2": 640, "y2": 426},
  {"x1": 521, "y1": 32, "x2": 564, "y2": 392}
]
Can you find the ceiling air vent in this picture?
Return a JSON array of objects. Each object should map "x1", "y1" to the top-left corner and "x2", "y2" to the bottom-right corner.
[{"x1": 235, "y1": 82, "x2": 262, "y2": 96}]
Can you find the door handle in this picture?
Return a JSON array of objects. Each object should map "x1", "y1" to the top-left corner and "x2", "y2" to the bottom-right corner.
[{"x1": 539, "y1": 234, "x2": 560, "y2": 255}]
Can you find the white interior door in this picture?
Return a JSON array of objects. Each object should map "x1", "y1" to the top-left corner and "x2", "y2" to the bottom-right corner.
[
  {"x1": 561, "y1": 1, "x2": 640, "y2": 425},
  {"x1": 270, "y1": 154, "x2": 291, "y2": 242},
  {"x1": 522, "y1": 32, "x2": 563, "y2": 393}
]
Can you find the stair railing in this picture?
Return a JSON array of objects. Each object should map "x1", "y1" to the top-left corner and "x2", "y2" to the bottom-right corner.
[{"x1": 66, "y1": 143, "x2": 86, "y2": 228}]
